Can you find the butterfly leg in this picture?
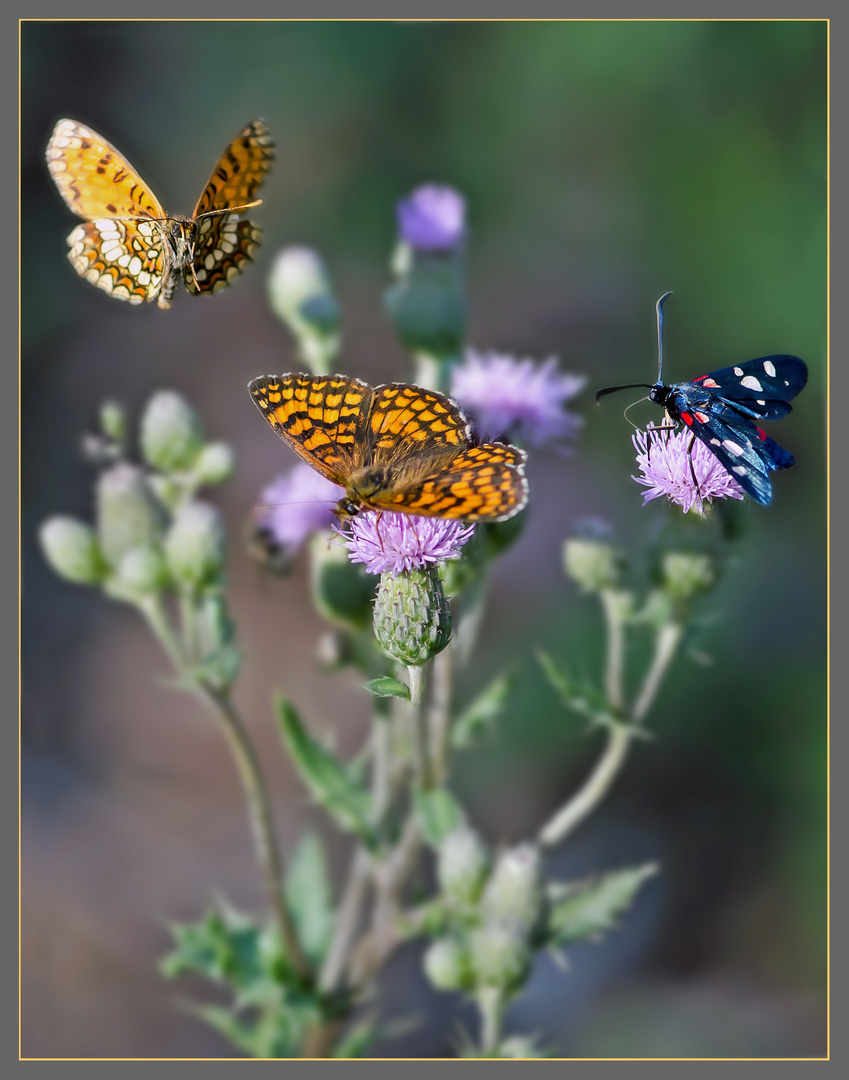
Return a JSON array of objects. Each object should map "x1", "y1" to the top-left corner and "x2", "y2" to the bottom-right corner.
[{"x1": 374, "y1": 511, "x2": 385, "y2": 552}]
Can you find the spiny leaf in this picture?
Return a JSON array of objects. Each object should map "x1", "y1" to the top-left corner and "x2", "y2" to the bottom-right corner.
[
  {"x1": 414, "y1": 788, "x2": 465, "y2": 848},
  {"x1": 276, "y1": 697, "x2": 377, "y2": 850},
  {"x1": 546, "y1": 863, "x2": 660, "y2": 948},
  {"x1": 451, "y1": 671, "x2": 516, "y2": 749},
  {"x1": 285, "y1": 833, "x2": 334, "y2": 966},
  {"x1": 363, "y1": 675, "x2": 410, "y2": 700}
]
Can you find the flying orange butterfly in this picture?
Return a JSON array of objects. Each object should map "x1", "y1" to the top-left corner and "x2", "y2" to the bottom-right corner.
[{"x1": 45, "y1": 118, "x2": 274, "y2": 308}]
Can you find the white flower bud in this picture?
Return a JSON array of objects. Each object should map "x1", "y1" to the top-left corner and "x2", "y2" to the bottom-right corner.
[
  {"x1": 39, "y1": 517, "x2": 106, "y2": 585},
  {"x1": 140, "y1": 391, "x2": 204, "y2": 472}
]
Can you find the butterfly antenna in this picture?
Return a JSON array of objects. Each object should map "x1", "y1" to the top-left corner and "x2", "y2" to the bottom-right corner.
[
  {"x1": 655, "y1": 290, "x2": 673, "y2": 384},
  {"x1": 195, "y1": 200, "x2": 263, "y2": 221}
]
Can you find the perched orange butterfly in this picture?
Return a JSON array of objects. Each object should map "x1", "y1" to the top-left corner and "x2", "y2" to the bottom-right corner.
[
  {"x1": 45, "y1": 118, "x2": 274, "y2": 308},
  {"x1": 249, "y1": 373, "x2": 529, "y2": 522}
]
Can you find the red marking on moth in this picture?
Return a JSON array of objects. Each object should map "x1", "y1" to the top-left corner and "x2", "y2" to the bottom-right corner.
[
  {"x1": 694, "y1": 411, "x2": 710, "y2": 424},
  {"x1": 680, "y1": 412, "x2": 693, "y2": 426},
  {"x1": 756, "y1": 426, "x2": 767, "y2": 441},
  {"x1": 700, "y1": 378, "x2": 720, "y2": 388}
]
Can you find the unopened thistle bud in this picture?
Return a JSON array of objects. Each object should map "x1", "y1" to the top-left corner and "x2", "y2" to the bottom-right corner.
[
  {"x1": 268, "y1": 247, "x2": 341, "y2": 373},
  {"x1": 39, "y1": 517, "x2": 107, "y2": 586},
  {"x1": 373, "y1": 566, "x2": 452, "y2": 667},
  {"x1": 164, "y1": 501, "x2": 226, "y2": 591},
  {"x1": 193, "y1": 442, "x2": 235, "y2": 487},
  {"x1": 469, "y1": 922, "x2": 532, "y2": 993},
  {"x1": 423, "y1": 936, "x2": 472, "y2": 993},
  {"x1": 96, "y1": 463, "x2": 167, "y2": 568},
  {"x1": 140, "y1": 391, "x2": 204, "y2": 472},
  {"x1": 661, "y1": 551, "x2": 715, "y2": 601},
  {"x1": 437, "y1": 826, "x2": 491, "y2": 905},
  {"x1": 115, "y1": 545, "x2": 169, "y2": 597},
  {"x1": 481, "y1": 844, "x2": 544, "y2": 937},
  {"x1": 564, "y1": 537, "x2": 622, "y2": 593}
]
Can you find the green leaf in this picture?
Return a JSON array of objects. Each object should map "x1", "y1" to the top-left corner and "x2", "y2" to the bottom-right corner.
[
  {"x1": 363, "y1": 675, "x2": 410, "y2": 700},
  {"x1": 414, "y1": 788, "x2": 465, "y2": 848},
  {"x1": 285, "y1": 833, "x2": 335, "y2": 967},
  {"x1": 276, "y1": 697, "x2": 377, "y2": 849},
  {"x1": 536, "y1": 652, "x2": 620, "y2": 729},
  {"x1": 545, "y1": 863, "x2": 660, "y2": 948},
  {"x1": 451, "y1": 671, "x2": 515, "y2": 749}
]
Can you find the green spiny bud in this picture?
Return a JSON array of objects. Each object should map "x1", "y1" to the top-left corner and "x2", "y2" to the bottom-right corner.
[
  {"x1": 39, "y1": 517, "x2": 107, "y2": 585},
  {"x1": 268, "y1": 247, "x2": 340, "y2": 373},
  {"x1": 662, "y1": 551, "x2": 715, "y2": 601},
  {"x1": 437, "y1": 826, "x2": 491, "y2": 905},
  {"x1": 564, "y1": 537, "x2": 622, "y2": 593},
  {"x1": 373, "y1": 566, "x2": 452, "y2": 667},
  {"x1": 115, "y1": 545, "x2": 169, "y2": 596},
  {"x1": 469, "y1": 922, "x2": 532, "y2": 993},
  {"x1": 423, "y1": 936, "x2": 472, "y2": 992},
  {"x1": 383, "y1": 247, "x2": 466, "y2": 358},
  {"x1": 96, "y1": 463, "x2": 167, "y2": 568},
  {"x1": 164, "y1": 501, "x2": 225, "y2": 590},
  {"x1": 140, "y1": 391, "x2": 204, "y2": 472},
  {"x1": 481, "y1": 844, "x2": 544, "y2": 936},
  {"x1": 193, "y1": 442, "x2": 235, "y2": 487}
]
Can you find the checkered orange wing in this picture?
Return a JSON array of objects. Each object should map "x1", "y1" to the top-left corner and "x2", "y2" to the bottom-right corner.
[
  {"x1": 46, "y1": 119, "x2": 166, "y2": 221},
  {"x1": 372, "y1": 443, "x2": 529, "y2": 522},
  {"x1": 66, "y1": 219, "x2": 167, "y2": 305},
  {"x1": 249, "y1": 373, "x2": 373, "y2": 483},
  {"x1": 186, "y1": 120, "x2": 274, "y2": 296},
  {"x1": 366, "y1": 383, "x2": 472, "y2": 467},
  {"x1": 191, "y1": 119, "x2": 274, "y2": 218}
]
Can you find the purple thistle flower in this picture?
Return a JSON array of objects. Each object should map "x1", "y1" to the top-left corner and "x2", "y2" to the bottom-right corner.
[
  {"x1": 397, "y1": 184, "x2": 466, "y2": 252},
  {"x1": 451, "y1": 350, "x2": 585, "y2": 449},
  {"x1": 257, "y1": 463, "x2": 343, "y2": 554},
  {"x1": 632, "y1": 426, "x2": 746, "y2": 514},
  {"x1": 337, "y1": 511, "x2": 475, "y2": 576}
]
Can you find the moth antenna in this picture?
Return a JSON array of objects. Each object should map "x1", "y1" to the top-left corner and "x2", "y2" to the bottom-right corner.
[{"x1": 655, "y1": 290, "x2": 673, "y2": 383}]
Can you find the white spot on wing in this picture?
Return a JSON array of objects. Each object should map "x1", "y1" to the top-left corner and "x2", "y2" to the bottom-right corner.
[
  {"x1": 733, "y1": 366, "x2": 744, "y2": 376},
  {"x1": 763, "y1": 360, "x2": 776, "y2": 377},
  {"x1": 722, "y1": 438, "x2": 744, "y2": 457},
  {"x1": 741, "y1": 375, "x2": 763, "y2": 392}
]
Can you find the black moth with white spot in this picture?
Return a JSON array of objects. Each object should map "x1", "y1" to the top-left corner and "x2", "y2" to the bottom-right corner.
[{"x1": 596, "y1": 293, "x2": 808, "y2": 505}]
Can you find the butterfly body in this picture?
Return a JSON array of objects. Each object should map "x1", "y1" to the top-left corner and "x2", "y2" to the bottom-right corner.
[
  {"x1": 646, "y1": 354, "x2": 807, "y2": 504},
  {"x1": 46, "y1": 118, "x2": 274, "y2": 308},
  {"x1": 249, "y1": 373, "x2": 529, "y2": 523}
]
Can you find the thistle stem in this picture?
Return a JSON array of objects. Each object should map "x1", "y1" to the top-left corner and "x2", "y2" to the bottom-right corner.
[
  {"x1": 538, "y1": 617, "x2": 683, "y2": 849},
  {"x1": 138, "y1": 596, "x2": 311, "y2": 982},
  {"x1": 478, "y1": 986, "x2": 504, "y2": 1056}
]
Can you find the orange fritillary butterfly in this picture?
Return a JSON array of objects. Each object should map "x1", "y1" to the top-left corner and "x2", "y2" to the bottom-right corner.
[
  {"x1": 45, "y1": 118, "x2": 274, "y2": 309},
  {"x1": 248, "y1": 373, "x2": 529, "y2": 522}
]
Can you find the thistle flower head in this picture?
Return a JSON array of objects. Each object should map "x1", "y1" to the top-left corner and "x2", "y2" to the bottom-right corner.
[
  {"x1": 337, "y1": 511, "x2": 475, "y2": 577},
  {"x1": 450, "y1": 351, "x2": 585, "y2": 448},
  {"x1": 397, "y1": 184, "x2": 466, "y2": 252},
  {"x1": 632, "y1": 426, "x2": 745, "y2": 514},
  {"x1": 256, "y1": 464, "x2": 343, "y2": 557}
]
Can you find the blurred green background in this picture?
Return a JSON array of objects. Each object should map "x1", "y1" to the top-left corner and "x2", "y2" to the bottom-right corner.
[{"x1": 21, "y1": 20, "x2": 826, "y2": 1058}]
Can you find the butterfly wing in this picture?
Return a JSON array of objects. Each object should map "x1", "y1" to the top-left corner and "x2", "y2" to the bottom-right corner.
[
  {"x1": 248, "y1": 373, "x2": 373, "y2": 485},
  {"x1": 368, "y1": 443, "x2": 529, "y2": 522},
  {"x1": 186, "y1": 120, "x2": 274, "y2": 296},
  {"x1": 66, "y1": 218, "x2": 167, "y2": 304},
  {"x1": 46, "y1": 119, "x2": 166, "y2": 221},
  {"x1": 691, "y1": 355, "x2": 808, "y2": 420},
  {"x1": 366, "y1": 383, "x2": 472, "y2": 469},
  {"x1": 191, "y1": 119, "x2": 275, "y2": 218}
]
